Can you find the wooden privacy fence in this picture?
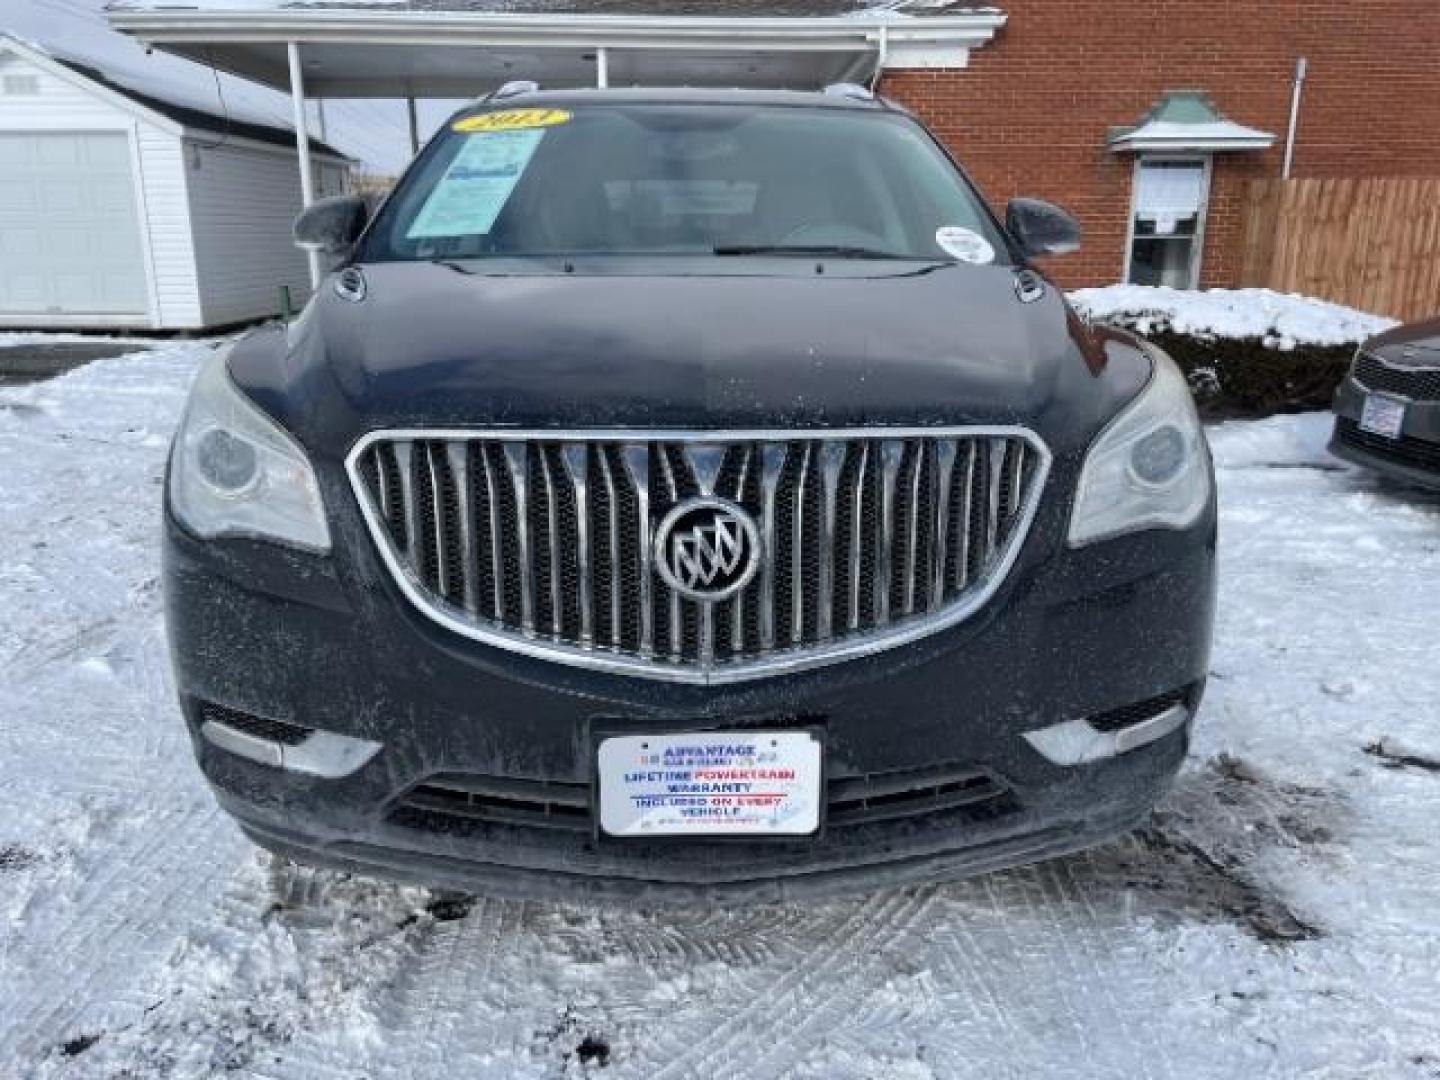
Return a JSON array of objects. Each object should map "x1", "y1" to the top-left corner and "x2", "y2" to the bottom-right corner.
[{"x1": 1240, "y1": 177, "x2": 1440, "y2": 323}]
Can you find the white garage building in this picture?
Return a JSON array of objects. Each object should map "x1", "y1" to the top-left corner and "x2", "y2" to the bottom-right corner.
[{"x1": 0, "y1": 34, "x2": 350, "y2": 331}]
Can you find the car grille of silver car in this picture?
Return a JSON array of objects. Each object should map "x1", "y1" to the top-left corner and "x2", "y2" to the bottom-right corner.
[
  {"x1": 347, "y1": 429, "x2": 1050, "y2": 683},
  {"x1": 1353, "y1": 350, "x2": 1440, "y2": 401}
]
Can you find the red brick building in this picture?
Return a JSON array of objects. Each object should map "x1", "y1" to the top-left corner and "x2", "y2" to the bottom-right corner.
[
  {"x1": 882, "y1": 1, "x2": 1440, "y2": 291},
  {"x1": 113, "y1": 0, "x2": 1440, "y2": 293}
]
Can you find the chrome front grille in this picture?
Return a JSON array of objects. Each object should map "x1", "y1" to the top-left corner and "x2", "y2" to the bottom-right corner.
[{"x1": 348, "y1": 429, "x2": 1049, "y2": 683}]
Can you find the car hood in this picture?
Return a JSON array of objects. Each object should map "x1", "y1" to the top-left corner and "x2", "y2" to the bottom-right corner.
[
  {"x1": 230, "y1": 260, "x2": 1150, "y2": 464},
  {"x1": 1366, "y1": 316, "x2": 1440, "y2": 361}
]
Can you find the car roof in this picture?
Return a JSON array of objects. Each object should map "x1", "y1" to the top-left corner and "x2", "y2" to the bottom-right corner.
[{"x1": 452, "y1": 86, "x2": 896, "y2": 117}]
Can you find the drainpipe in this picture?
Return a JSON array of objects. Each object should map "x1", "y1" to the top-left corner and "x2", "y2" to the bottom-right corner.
[
  {"x1": 286, "y1": 41, "x2": 320, "y2": 288},
  {"x1": 1283, "y1": 57, "x2": 1308, "y2": 179},
  {"x1": 870, "y1": 23, "x2": 889, "y2": 93}
]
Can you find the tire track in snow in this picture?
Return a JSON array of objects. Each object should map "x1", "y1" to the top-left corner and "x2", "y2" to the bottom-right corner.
[
  {"x1": 279, "y1": 894, "x2": 514, "y2": 1080},
  {"x1": 0, "y1": 801, "x2": 242, "y2": 1072},
  {"x1": 42, "y1": 860, "x2": 438, "y2": 1079},
  {"x1": 735, "y1": 886, "x2": 942, "y2": 1080},
  {"x1": 647, "y1": 886, "x2": 934, "y2": 1080}
]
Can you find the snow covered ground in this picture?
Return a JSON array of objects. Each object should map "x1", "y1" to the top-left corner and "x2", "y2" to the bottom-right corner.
[{"x1": 2, "y1": 343, "x2": 1439, "y2": 1079}]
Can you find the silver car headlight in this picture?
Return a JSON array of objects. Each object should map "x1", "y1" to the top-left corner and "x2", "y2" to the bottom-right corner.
[
  {"x1": 1069, "y1": 349, "x2": 1211, "y2": 547},
  {"x1": 168, "y1": 345, "x2": 331, "y2": 552}
]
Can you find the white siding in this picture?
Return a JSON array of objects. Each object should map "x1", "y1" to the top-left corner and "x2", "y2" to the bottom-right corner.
[
  {"x1": 0, "y1": 47, "x2": 204, "y2": 329},
  {"x1": 185, "y1": 140, "x2": 343, "y2": 326},
  {"x1": 0, "y1": 43, "x2": 349, "y2": 330},
  {"x1": 0, "y1": 50, "x2": 126, "y2": 132},
  {"x1": 136, "y1": 126, "x2": 203, "y2": 328}
]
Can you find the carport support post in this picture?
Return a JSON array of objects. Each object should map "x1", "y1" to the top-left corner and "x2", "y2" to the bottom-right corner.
[{"x1": 287, "y1": 41, "x2": 321, "y2": 289}]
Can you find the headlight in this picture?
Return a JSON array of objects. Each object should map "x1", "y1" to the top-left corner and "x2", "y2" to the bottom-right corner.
[
  {"x1": 1068, "y1": 349, "x2": 1211, "y2": 547},
  {"x1": 168, "y1": 345, "x2": 331, "y2": 552}
]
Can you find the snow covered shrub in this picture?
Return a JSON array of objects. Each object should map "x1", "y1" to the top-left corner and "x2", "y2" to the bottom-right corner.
[{"x1": 1069, "y1": 287, "x2": 1398, "y2": 419}]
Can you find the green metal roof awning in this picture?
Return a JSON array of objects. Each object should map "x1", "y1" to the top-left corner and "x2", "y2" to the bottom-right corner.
[{"x1": 1108, "y1": 90, "x2": 1275, "y2": 153}]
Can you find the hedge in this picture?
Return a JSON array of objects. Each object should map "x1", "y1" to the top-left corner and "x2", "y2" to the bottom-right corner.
[{"x1": 1094, "y1": 324, "x2": 1358, "y2": 421}]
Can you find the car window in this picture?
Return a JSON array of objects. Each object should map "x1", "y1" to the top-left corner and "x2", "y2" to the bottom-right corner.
[{"x1": 364, "y1": 104, "x2": 1011, "y2": 265}]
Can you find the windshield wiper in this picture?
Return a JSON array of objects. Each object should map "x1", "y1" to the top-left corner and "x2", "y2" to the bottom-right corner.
[
  {"x1": 712, "y1": 244, "x2": 915, "y2": 260},
  {"x1": 429, "y1": 257, "x2": 477, "y2": 275}
]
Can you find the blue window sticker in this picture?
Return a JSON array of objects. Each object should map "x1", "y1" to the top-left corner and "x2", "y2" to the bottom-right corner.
[{"x1": 406, "y1": 128, "x2": 546, "y2": 240}]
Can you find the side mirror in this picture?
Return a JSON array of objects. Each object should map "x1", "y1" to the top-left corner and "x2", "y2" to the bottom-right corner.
[
  {"x1": 1006, "y1": 197, "x2": 1082, "y2": 258},
  {"x1": 294, "y1": 195, "x2": 368, "y2": 256}
]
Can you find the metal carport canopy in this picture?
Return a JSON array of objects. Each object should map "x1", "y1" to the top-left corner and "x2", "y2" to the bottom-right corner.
[
  {"x1": 103, "y1": 3, "x2": 1008, "y2": 98},
  {"x1": 104, "y1": 1, "x2": 1006, "y2": 285}
]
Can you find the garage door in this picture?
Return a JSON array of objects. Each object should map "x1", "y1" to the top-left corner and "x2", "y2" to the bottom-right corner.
[{"x1": 0, "y1": 133, "x2": 149, "y2": 319}]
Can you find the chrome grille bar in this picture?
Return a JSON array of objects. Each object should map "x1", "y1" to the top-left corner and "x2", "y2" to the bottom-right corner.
[
  {"x1": 758, "y1": 444, "x2": 785, "y2": 650},
  {"x1": 500, "y1": 444, "x2": 534, "y2": 636},
  {"x1": 446, "y1": 441, "x2": 478, "y2": 615},
  {"x1": 621, "y1": 445, "x2": 652, "y2": 657},
  {"x1": 818, "y1": 442, "x2": 845, "y2": 640},
  {"x1": 875, "y1": 440, "x2": 903, "y2": 626},
  {"x1": 596, "y1": 445, "x2": 621, "y2": 647},
  {"x1": 348, "y1": 428, "x2": 1050, "y2": 685},
  {"x1": 479, "y1": 445, "x2": 505, "y2": 621},
  {"x1": 791, "y1": 442, "x2": 811, "y2": 646}
]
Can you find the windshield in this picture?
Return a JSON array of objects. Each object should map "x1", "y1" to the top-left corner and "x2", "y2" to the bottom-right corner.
[{"x1": 362, "y1": 103, "x2": 1012, "y2": 265}]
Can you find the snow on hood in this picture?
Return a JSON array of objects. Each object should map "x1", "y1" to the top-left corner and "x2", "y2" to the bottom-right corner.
[{"x1": 1068, "y1": 285, "x2": 1399, "y2": 351}]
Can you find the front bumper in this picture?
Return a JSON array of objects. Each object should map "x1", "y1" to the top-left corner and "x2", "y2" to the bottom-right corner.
[
  {"x1": 164, "y1": 474, "x2": 1215, "y2": 902},
  {"x1": 1331, "y1": 376, "x2": 1440, "y2": 491}
]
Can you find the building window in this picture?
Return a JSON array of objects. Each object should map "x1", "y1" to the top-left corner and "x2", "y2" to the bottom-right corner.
[{"x1": 1125, "y1": 156, "x2": 1210, "y2": 289}]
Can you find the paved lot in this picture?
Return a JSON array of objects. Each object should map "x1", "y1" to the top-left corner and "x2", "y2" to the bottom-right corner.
[
  {"x1": 1, "y1": 345, "x2": 1438, "y2": 1079},
  {"x1": 0, "y1": 341, "x2": 152, "y2": 387}
]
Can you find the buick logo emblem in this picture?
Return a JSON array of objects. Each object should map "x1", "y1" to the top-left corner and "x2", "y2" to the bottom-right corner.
[{"x1": 654, "y1": 498, "x2": 762, "y2": 603}]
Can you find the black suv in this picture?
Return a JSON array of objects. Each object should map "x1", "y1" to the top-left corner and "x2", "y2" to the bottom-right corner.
[
  {"x1": 1331, "y1": 316, "x2": 1440, "y2": 490},
  {"x1": 163, "y1": 86, "x2": 1216, "y2": 903}
]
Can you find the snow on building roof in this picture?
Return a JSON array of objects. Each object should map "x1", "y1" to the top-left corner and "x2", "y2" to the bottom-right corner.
[
  {"x1": 0, "y1": 32, "x2": 350, "y2": 160},
  {"x1": 56, "y1": 56, "x2": 352, "y2": 159},
  {"x1": 1108, "y1": 90, "x2": 1275, "y2": 153}
]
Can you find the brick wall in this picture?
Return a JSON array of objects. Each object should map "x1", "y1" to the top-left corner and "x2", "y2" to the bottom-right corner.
[{"x1": 882, "y1": 1, "x2": 1440, "y2": 290}]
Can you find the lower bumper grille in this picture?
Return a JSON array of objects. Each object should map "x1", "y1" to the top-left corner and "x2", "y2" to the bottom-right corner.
[
  {"x1": 195, "y1": 700, "x2": 312, "y2": 746},
  {"x1": 391, "y1": 774, "x2": 591, "y2": 834},
  {"x1": 1336, "y1": 417, "x2": 1440, "y2": 472},
  {"x1": 388, "y1": 763, "x2": 1013, "y2": 838},
  {"x1": 1086, "y1": 687, "x2": 1192, "y2": 734}
]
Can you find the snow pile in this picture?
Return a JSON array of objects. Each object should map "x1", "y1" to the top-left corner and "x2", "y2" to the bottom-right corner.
[{"x1": 1069, "y1": 286, "x2": 1398, "y2": 351}]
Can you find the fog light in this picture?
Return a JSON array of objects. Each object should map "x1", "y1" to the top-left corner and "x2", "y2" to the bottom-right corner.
[
  {"x1": 1023, "y1": 703, "x2": 1190, "y2": 766},
  {"x1": 201, "y1": 711, "x2": 381, "y2": 778}
]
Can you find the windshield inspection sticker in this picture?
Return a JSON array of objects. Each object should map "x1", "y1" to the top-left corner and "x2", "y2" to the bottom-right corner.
[
  {"x1": 451, "y1": 108, "x2": 572, "y2": 133},
  {"x1": 597, "y1": 732, "x2": 822, "y2": 837},
  {"x1": 935, "y1": 225, "x2": 996, "y2": 265},
  {"x1": 406, "y1": 128, "x2": 546, "y2": 239}
]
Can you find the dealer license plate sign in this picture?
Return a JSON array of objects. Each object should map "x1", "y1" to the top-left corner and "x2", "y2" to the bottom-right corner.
[
  {"x1": 597, "y1": 732, "x2": 822, "y2": 837},
  {"x1": 1360, "y1": 393, "x2": 1406, "y2": 439}
]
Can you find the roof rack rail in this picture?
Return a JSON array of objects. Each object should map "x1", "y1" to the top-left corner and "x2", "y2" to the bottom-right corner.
[
  {"x1": 823, "y1": 82, "x2": 875, "y2": 102},
  {"x1": 490, "y1": 80, "x2": 539, "y2": 101}
]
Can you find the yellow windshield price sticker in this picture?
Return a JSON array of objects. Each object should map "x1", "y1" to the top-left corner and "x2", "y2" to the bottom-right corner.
[{"x1": 452, "y1": 109, "x2": 572, "y2": 134}]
